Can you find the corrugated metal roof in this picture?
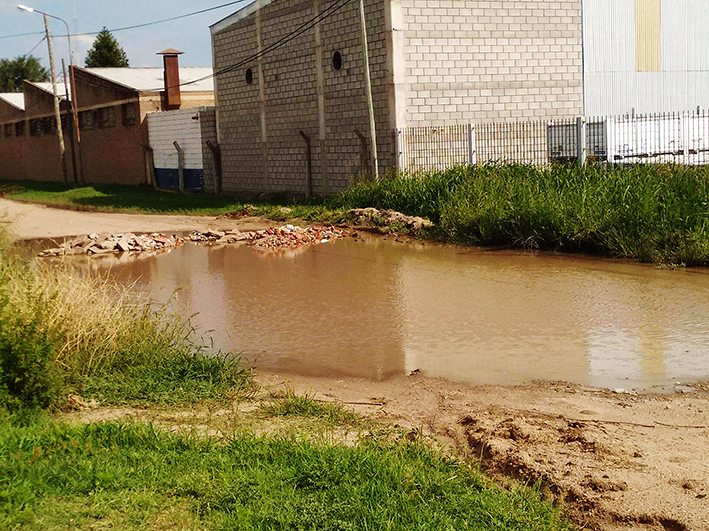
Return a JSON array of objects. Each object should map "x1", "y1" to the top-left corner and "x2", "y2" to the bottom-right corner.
[
  {"x1": 32, "y1": 82, "x2": 70, "y2": 99},
  {"x1": 81, "y1": 67, "x2": 214, "y2": 93},
  {"x1": 0, "y1": 93, "x2": 25, "y2": 110}
]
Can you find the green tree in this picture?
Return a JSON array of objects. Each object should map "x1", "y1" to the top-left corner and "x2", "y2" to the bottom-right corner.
[
  {"x1": 85, "y1": 28, "x2": 129, "y2": 68},
  {"x1": 0, "y1": 56, "x2": 49, "y2": 92}
]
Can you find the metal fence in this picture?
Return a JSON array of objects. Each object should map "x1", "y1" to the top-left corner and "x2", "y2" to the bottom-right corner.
[{"x1": 395, "y1": 111, "x2": 709, "y2": 172}]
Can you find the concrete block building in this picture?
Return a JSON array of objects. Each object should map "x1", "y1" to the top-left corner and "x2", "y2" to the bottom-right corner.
[
  {"x1": 210, "y1": 0, "x2": 584, "y2": 194},
  {"x1": 212, "y1": 0, "x2": 709, "y2": 193}
]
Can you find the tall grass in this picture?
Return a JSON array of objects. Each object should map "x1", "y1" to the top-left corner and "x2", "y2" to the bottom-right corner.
[
  {"x1": 0, "y1": 224, "x2": 251, "y2": 411},
  {"x1": 332, "y1": 163, "x2": 709, "y2": 265}
]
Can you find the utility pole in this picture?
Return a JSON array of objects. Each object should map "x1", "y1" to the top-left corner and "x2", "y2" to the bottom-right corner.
[
  {"x1": 18, "y1": 4, "x2": 82, "y2": 183},
  {"x1": 358, "y1": 0, "x2": 378, "y2": 179},
  {"x1": 62, "y1": 60, "x2": 78, "y2": 183},
  {"x1": 44, "y1": 14, "x2": 68, "y2": 185}
]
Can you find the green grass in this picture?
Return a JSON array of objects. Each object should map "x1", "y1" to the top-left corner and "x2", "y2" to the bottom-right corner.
[
  {"x1": 0, "y1": 412, "x2": 570, "y2": 530},
  {"x1": 4, "y1": 162, "x2": 709, "y2": 265},
  {"x1": 0, "y1": 220, "x2": 251, "y2": 411},
  {"x1": 332, "y1": 163, "x2": 709, "y2": 265}
]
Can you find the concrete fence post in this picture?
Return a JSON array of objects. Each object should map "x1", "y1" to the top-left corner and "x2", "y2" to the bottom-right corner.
[
  {"x1": 576, "y1": 116, "x2": 587, "y2": 166},
  {"x1": 173, "y1": 141, "x2": 184, "y2": 192},
  {"x1": 467, "y1": 123, "x2": 476, "y2": 165},
  {"x1": 298, "y1": 131, "x2": 313, "y2": 197},
  {"x1": 206, "y1": 140, "x2": 222, "y2": 195},
  {"x1": 354, "y1": 129, "x2": 370, "y2": 181}
]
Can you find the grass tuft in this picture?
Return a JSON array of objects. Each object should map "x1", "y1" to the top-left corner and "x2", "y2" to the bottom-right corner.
[{"x1": 0, "y1": 222, "x2": 251, "y2": 411}]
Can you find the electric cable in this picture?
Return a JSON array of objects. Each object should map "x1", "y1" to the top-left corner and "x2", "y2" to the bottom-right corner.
[
  {"x1": 0, "y1": 0, "x2": 250, "y2": 40},
  {"x1": 158, "y1": 0, "x2": 354, "y2": 92},
  {"x1": 22, "y1": 36, "x2": 47, "y2": 57}
]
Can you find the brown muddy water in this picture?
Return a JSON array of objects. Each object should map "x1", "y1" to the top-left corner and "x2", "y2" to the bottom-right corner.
[{"x1": 76, "y1": 234, "x2": 709, "y2": 392}]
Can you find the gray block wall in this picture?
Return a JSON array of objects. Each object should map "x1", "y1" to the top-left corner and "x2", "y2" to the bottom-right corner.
[
  {"x1": 399, "y1": 0, "x2": 584, "y2": 126},
  {"x1": 199, "y1": 108, "x2": 218, "y2": 193},
  {"x1": 212, "y1": 0, "x2": 396, "y2": 195}
]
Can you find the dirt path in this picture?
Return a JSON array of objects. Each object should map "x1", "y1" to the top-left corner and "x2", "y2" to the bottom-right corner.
[
  {"x1": 6, "y1": 198, "x2": 709, "y2": 530},
  {"x1": 0, "y1": 198, "x2": 271, "y2": 240},
  {"x1": 257, "y1": 373, "x2": 709, "y2": 531}
]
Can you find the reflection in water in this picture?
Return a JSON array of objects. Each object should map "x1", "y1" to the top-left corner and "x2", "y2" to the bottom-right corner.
[{"x1": 84, "y1": 235, "x2": 709, "y2": 390}]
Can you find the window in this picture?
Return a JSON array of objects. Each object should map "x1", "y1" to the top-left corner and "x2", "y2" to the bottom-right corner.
[
  {"x1": 15, "y1": 121, "x2": 25, "y2": 138},
  {"x1": 245, "y1": 68, "x2": 253, "y2": 85},
  {"x1": 61, "y1": 114, "x2": 70, "y2": 130},
  {"x1": 3, "y1": 124, "x2": 12, "y2": 138},
  {"x1": 122, "y1": 103, "x2": 137, "y2": 126},
  {"x1": 42, "y1": 116, "x2": 56, "y2": 135},
  {"x1": 99, "y1": 106, "x2": 115, "y2": 128},
  {"x1": 29, "y1": 118, "x2": 42, "y2": 136},
  {"x1": 79, "y1": 110, "x2": 94, "y2": 131}
]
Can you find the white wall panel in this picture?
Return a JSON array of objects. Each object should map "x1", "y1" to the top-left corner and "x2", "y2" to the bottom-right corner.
[
  {"x1": 147, "y1": 108, "x2": 206, "y2": 170},
  {"x1": 584, "y1": 0, "x2": 709, "y2": 115}
]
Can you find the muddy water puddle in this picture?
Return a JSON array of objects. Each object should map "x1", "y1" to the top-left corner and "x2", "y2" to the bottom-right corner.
[{"x1": 83, "y1": 235, "x2": 709, "y2": 391}]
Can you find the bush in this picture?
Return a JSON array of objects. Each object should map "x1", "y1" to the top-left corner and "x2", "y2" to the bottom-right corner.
[{"x1": 0, "y1": 307, "x2": 64, "y2": 411}]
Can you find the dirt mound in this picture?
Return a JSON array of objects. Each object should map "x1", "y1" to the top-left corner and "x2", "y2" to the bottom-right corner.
[{"x1": 346, "y1": 207, "x2": 434, "y2": 234}]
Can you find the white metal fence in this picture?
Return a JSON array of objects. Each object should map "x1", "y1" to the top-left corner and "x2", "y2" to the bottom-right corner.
[{"x1": 394, "y1": 111, "x2": 709, "y2": 172}]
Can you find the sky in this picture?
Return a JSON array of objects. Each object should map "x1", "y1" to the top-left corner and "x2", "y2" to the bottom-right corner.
[{"x1": 0, "y1": 0, "x2": 256, "y2": 73}]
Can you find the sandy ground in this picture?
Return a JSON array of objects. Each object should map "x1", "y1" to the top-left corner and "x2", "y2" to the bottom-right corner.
[
  {"x1": 0, "y1": 198, "x2": 271, "y2": 240},
  {"x1": 258, "y1": 373, "x2": 709, "y2": 531},
  {"x1": 5, "y1": 198, "x2": 709, "y2": 530}
]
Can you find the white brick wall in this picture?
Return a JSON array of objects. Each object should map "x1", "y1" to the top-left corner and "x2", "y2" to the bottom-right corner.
[{"x1": 400, "y1": 0, "x2": 584, "y2": 126}]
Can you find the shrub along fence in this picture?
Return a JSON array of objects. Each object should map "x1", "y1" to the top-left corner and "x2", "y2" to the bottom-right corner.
[{"x1": 394, "y1": 110, "x2": 709, "y2": 172}]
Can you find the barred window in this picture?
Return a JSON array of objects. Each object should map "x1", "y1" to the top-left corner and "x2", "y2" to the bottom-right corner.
[
  {"x1": 29, "y1": 118, "x2": 42, "y2": 136},
  {"x1": 122, "y1": 103, "x2": 137, "y2": 126},
  {"x1": 79, "y1": 110, "x2": 94, "y2": 131},
  {"x1": 42, "y1": 116, "x2": 56, "y2": 135},
  {"x1": 15, "y1": 121, "x2": 25, "y2": 137},
  {"x1": 3, "y1": 124, "x2": 12, "y2": 138},
  {"x1": 99, "y1": 106, "x2": 115, "y2": 128}
]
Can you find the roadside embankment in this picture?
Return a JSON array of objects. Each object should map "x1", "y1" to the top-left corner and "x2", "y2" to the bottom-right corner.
[
  {"x1": 331, "y1": 163, "x2": 709, "y2": 266},
  {"x1": 4, "y1": 163, "x2": 709, "y2": 265}
]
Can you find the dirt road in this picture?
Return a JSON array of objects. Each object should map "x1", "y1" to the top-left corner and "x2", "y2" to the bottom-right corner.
[
  {"x1": 0, "y1": 198, "x2": 270, "y2": 240},
  {"x1": 5, "y1": 198, "x2": 708, "y2": 530}
]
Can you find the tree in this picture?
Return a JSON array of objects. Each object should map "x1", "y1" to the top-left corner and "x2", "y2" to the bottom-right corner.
[
  {"x1": 0, "y1": 56, "x2": 49, "y2": 92},
  {"x1": 85, "y1": 28, "x2": 129, "y2": 68}
]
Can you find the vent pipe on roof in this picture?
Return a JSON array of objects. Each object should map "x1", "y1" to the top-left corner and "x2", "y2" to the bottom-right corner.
[{"x1": 158, "y1": 48, "x2": 183, "y2": 110}]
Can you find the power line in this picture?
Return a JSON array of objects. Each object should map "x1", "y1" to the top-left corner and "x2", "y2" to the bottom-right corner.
[
  {"x1": 0, "y1": 0, "x2": 250, "y2": 40},
  {"x1": 23, "y1": 36, "x2": 47, "y2": 58},
  {"x1": 160, "y1": 0, "x2": 353, "y2": 92}
]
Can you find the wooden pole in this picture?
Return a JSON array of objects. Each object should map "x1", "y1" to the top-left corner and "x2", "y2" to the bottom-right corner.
[
  {"x1": 358, "y1": 0, "x2": 378, "y2": 179},
  {"x1": 62, "y1": 60, "x2": 78, "y2": 183},
  {"x1": 44, "y1": 15, "x2": 68, "y2": 185}
]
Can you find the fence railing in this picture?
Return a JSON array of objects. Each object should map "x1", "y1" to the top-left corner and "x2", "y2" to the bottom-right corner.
[{"x1": 394, "y1": 111, "x2": 709, "y2": 172}]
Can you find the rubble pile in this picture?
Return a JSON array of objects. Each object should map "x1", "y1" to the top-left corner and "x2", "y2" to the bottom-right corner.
[
  {"x1": 187, "y1": 228, "x2": 251, "y2": 244},
  {"x1": 189, "y1": 225, "x2": 347, "y2": 249},
  {"x1": 39, "y1": 232, "x2": 183, "y2": 257},
  {"x1": 38, "y1": 225, "x2": 348, "y2": 258},
  {"x1": 250, "y1": 225, "x2": 347, "y2": 249}
]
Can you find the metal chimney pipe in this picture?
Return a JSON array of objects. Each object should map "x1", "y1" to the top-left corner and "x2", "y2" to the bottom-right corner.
[{"x1": 157, "y1": 48, "x2": 184, "y2": 110}]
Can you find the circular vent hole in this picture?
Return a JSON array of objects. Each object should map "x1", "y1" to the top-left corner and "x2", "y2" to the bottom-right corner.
[{"x1": 332, "y1": 51, "x2": 343, "y2": 71}]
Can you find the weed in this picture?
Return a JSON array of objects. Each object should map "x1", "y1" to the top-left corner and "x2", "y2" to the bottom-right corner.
[{"x1": 0, "y1": 222, "x2": 251, "y2": 411}]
